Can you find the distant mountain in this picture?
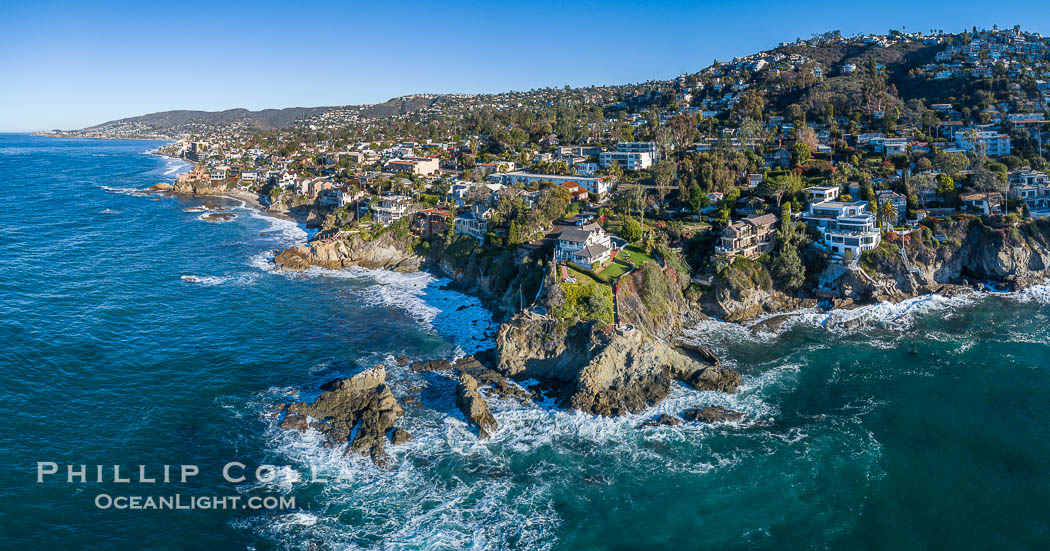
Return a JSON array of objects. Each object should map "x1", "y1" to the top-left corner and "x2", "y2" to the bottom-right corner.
[{"x1": 90, "y1": 106, "x2": 334, "y2": 131}]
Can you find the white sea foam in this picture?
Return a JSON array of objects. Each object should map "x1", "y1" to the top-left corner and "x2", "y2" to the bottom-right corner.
[
  {"x1": 1002, "y1": 279, "x2": 1050, "y2": 304},
  {"x1": 180, "y1": 273, "x2": 258, "y2": 287}
]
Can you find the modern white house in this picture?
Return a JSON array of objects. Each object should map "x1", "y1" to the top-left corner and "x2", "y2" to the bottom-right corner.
[
  {"x1": 803, "y1": 200, "x2": 881, "y2": 256},
  {"x1": 599, "y1": 150, "x2": 654, "y2": 170},
  {"x1": 806, "y1": 185, "x2": 841, "y2": 203}
]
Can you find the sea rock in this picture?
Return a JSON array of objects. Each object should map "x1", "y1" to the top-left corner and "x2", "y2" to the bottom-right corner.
[
  {"x1": 274, "y1": 232, "x2": 424, "y2": 273},
  {"x1": 674, "y1": 341, "x2": 720, "y2": 365},
  {"x1": 641, "y1": 414, "x2": 684, "y2": 428},
  {"x1": 148, "y1": 182, "x2": 172, "y2": 191},
  {"x1": 389, "y1": 428, "x2": 413, "y2": 445},
  {"x1": 274, "y1": 245, "x2": 313, "y2": 271},
  {"x1": 455, "y1": 372, "x2": 498, "y2": 438},
  {"x1": 201, "y1": 212, "x2": 236, "y2": 222},
  {"x1": 678, "y1": 364, "x2": 742, "y2": 393},
  {"x1": 683, "y1": 406, "x2": 745, "y2": 424},
  {"x1": 281, "y1": 365, "x2": 404, "y2": 462},
  {"x1": 494, "y1": 311, "x2": 741, "y2": 417},
  {"x1": 409, "y1": 359, "x2": 453, "y2": 372}
]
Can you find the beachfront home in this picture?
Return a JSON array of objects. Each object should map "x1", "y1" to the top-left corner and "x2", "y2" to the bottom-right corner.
[
  {"x1": 876, "y1": 191, "x2": 908, "y2": 225},
  {"x1": 803, "y1": 200, "x2": 881, "y2": 257},
  {"x1": 555, "y1": 223, "x2": 618, "y2": 270},
  {"x1": 411, "y1": 208, "x2": 450, "y2": 238},
  {"x1": 959, "y1": 192, "x2": 1003, "y2": 215},
  {"x1": 715, "y1": 213, "x2": 777, "y2": 259},
  {"x1": 454, "y1": 203, "x2": 493, "y2": 242},
  {"x1": 371, "y1": 195, "x2": 413, "y2": 225}
]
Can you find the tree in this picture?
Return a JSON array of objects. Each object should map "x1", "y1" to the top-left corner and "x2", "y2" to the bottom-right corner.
[
  {"x1": 936, "y1": 174, "x2": 956, "y2": 202},
  {"x1": 792, "y1": 142, "x2": 811, "y2": 167},
  {"x1": 652, "y1": 160, "x2": 675, "y2": 210},
  {"x1": 877, "y1": 199, "x2": 898, "y2": 229},
  {"x1": 622, "y1": 217, "x2": 643, "y2": 242},
  {"x1": 687, "y1": 182, "x2": 708, "y2": 213},
  {"x1": 668, "y1": 113, "x2": 698, "y2": 154}
]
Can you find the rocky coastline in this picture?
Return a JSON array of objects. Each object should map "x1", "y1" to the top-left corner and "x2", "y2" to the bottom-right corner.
[{"x1": 158, "y1": 176, "x2": 1050, "y2": 465}]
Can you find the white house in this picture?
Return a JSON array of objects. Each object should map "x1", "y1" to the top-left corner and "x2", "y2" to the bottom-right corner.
[
  {"x1": 955, "y1": 130, "x2": 1012, "y2": 156},
  {"x1": 371, "y1": 195, "x2": 412, "y2": 225},
  {"x1": 555, "y1": 223, "x2": 622, "y2": 270},
  {"x1": 489, "y1": 171, "x2": 611, "y2": 198},
  {"x1": 599, "y1": 150, "x2": 654, "y2": 170},
  {"x1": 803, "y1": 200, "x2": 881, "y2": 256}
]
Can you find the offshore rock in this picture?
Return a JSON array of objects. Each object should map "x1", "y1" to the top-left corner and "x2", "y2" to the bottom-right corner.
[
  {"x1": 455, "y1": 372, "x2": 498, "y2": 438},
  {"x1": 389, "y1": 428, "x2": 413, "y2": 446},
  {"x1": 274, "y1": 232, "x2": 423, "y2": 272},
  {"x1": 641, "y1": 414, "x2": 684, "y2": 428},
  {"x1": 280, "y1": 365, "x2": 404, "y2": 463},
  {"x1": 683, "y1": 406, "x2": 745, "y2": 424},
  {"x1": 495, "y1": 316, "x2": 740, "y2": 417}
]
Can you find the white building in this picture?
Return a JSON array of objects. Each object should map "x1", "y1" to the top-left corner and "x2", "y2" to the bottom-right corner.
[
  {"x1": 803, "y1": 200, "x2": 881, "y2": 256},
  {"x1": 371, "y1": 195, "x2": 412, "y2": 225},
  {"x1": 489, "y1": 171, "x2": 611, "y2": 198},
  {"x1": 554, "y1": 223, "x2": 617, "y2": 270},
  {"x1": 599, "y1": 150, "x2": 654, "y2": 170},
  {"x1": 955, "y1": 130, "x2": 1012, "y2": 156}
]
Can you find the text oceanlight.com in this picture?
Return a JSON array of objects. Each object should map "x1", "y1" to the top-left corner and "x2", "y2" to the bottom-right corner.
[{"x1": 94, "y1": 494, "x2": 295, "y2": 510}]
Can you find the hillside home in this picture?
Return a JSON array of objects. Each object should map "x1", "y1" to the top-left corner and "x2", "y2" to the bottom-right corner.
[
  {"x1": 454, "y1": 203, "x2": 493, "y2": 242},
  {"x1": 803, "y1": 200, "x2": 881, "y2": 256},
  {"x1": 959, "y1": 192, "x2": 1003, "y2": 215},
  {"x1": 715, "y1": 213, "x2": 777, "y2": 259},
  {"x1": 371, "y1": 195, "x2": 413, "y2": 225},
  {"x1": 555, "y1": 223, "x2": 618, "y2": 270}
]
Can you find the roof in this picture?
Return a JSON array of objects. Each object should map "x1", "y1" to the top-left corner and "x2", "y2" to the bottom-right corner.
[
  {"x1": 557, "y1": 227, "x2": 592, "y2": 243},
  {"x1": 574, "y1": 242, "x2": 610, "y2": 260},
  {"x1": 744, "y1": 213, "x2": 777, "y2": 227}
]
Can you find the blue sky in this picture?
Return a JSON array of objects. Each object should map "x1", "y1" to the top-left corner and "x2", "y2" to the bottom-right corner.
[{"x1": 2, "y1": 0, "x2": 1049, "y2": 132}]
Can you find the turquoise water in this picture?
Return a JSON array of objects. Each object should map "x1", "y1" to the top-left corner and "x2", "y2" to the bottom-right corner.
[{"x1": 2, "y1": 134, "x2": 1049, "y2": 549}]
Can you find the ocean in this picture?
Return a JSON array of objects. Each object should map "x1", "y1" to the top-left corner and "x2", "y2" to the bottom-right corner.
[{"x1": 1, "y1": 134, "x2": 1049, "y2": 550}]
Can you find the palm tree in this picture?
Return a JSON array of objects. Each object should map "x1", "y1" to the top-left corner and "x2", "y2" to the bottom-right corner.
[{"x1": 877, "y1": 200, "x2": 898, "y2": 230}]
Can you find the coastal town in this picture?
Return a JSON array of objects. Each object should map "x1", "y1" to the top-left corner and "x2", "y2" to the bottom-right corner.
[
  {"x1": 51, "y1": 26, "x2": 1050, "y2": 437},
  {"x1": 124, "y1": 27, "x2": 1050, "y2": 322}
]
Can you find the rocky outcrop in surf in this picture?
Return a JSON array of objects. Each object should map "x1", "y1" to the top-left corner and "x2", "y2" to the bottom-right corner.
[
  {"x1": 278, "y1": 365, "x2": 408, "y2": 463},
  {"x1": 455, "y1": 372, "x2": 498, "y2": 438},
  {"x1": 492, "y1": 263, "x2": 739, "y2": 416},
  {"x1": 274, "y1": 232, "x2": 424, "y2": 272},
  {"x1": 172, "y1": 180, "x2": 231, "y2": 195}
]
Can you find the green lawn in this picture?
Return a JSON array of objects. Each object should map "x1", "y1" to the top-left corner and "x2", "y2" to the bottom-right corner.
[
  {"x1": 594, "y1": 260, "x2": 631, "y2": 283},
  {"x1": 620, "y1": 244, "x2": 658, "y2": 267},
  {"x1": 565, "y1": 266, "x2": 602, "y2": 285}
]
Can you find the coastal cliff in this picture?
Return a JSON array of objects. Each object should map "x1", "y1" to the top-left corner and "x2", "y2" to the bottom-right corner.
[
  {"x1": 692, "y1": 217, "x2": 1050, "y2": 322},
  {"x1": 493, "y1": 262, "x2": 740, "y2": 416},
  {"x1": 272, "y1": 230, "x2": 740, "y2": 419},
  {"x1": 844, "y1": 217, "x2": 1050, "y2": 303}
]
